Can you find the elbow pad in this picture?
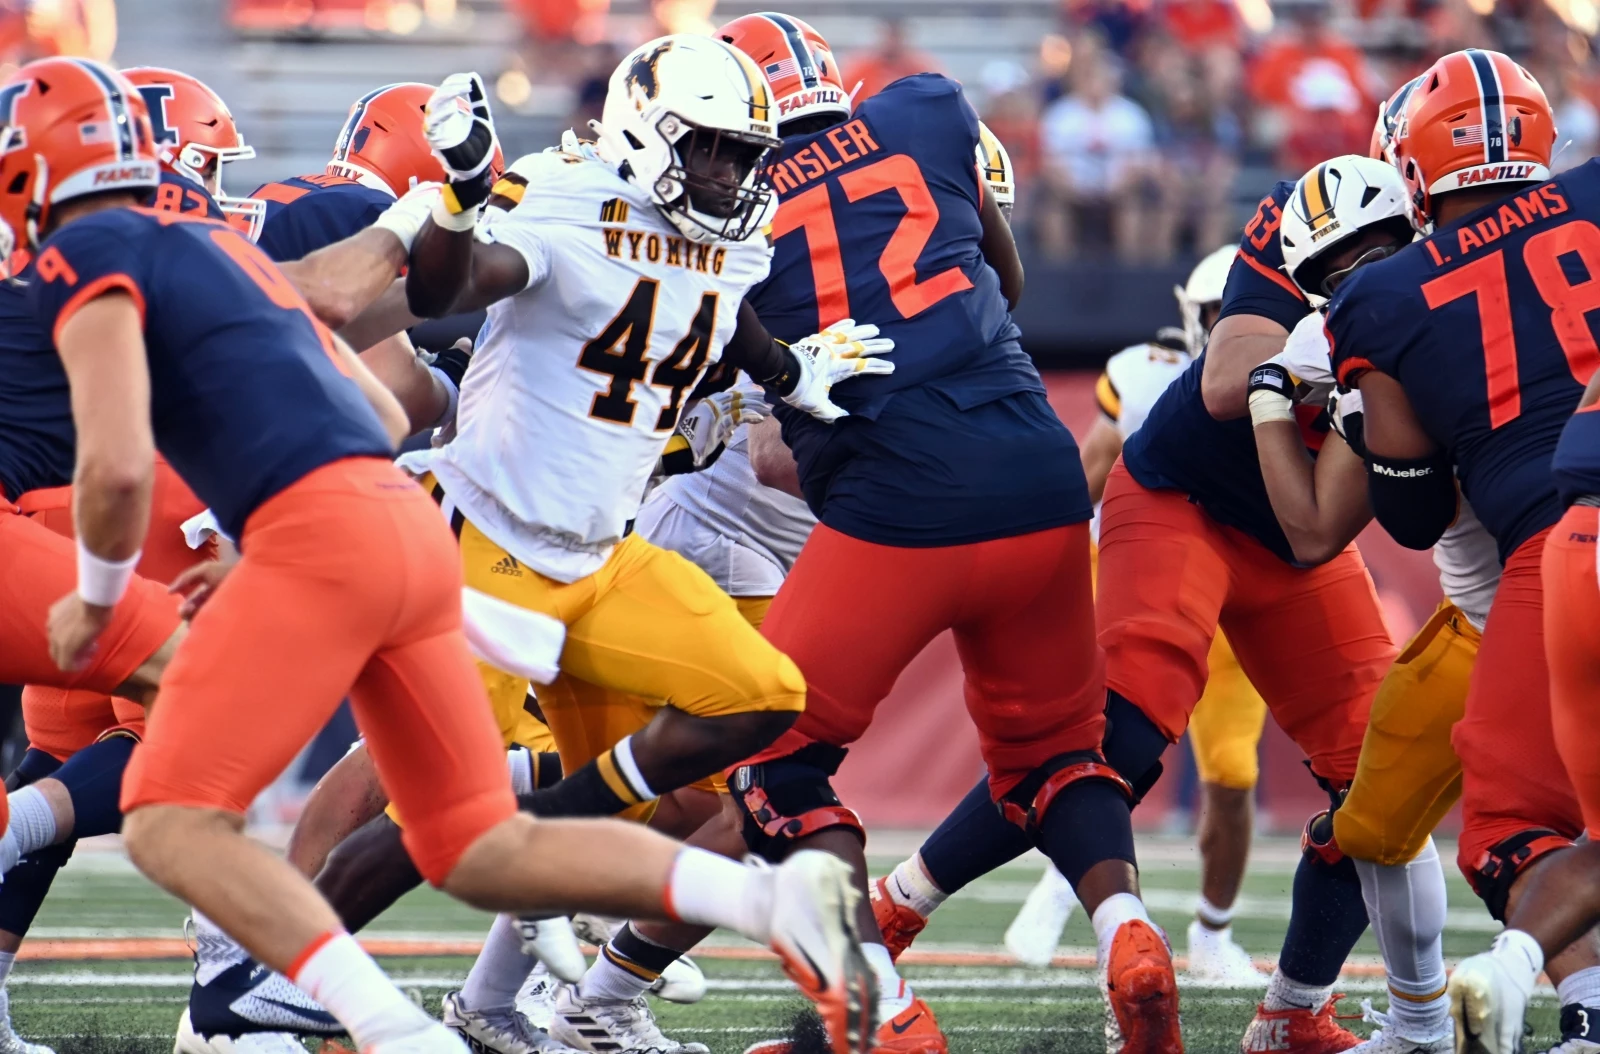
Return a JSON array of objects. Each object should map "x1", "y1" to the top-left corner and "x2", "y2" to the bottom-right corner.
[{"x1": 1365, "y1": 450, "x2": 1458, "y2": 550}]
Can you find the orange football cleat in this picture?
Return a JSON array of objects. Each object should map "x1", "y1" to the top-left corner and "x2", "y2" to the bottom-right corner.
[
  {"x1": 1240, "y1": 996, "x2": 1362, "y2": 1054},
  {"x1": 1105, "y1": 919, "x2": 1183, "y2": 1054},
  {"x1": 742, "y1": 997, "x2": 949, "y2": 1054},
  {"x1": 870, "y1": 877, "x2": 927, "y2": 962}
]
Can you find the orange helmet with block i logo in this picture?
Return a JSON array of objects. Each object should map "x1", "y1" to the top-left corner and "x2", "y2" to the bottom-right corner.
[
  {"x1": 0, "y1": 57, "x2": 159, "y2": 259},
  {"x1": 718, "y1": 12, "x2": 849, "y2": 134},
  {"x1": 326, "y1": 82, "x2": 450, "y2": 197},
  {"x1": 1393, "y1": 49, "x2": 1557, "y2": 225}
]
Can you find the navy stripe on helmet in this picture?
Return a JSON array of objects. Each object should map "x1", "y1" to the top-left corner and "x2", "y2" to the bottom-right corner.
[
  {"x1": 1466, "y1": 49, "x2": 1506, "y2": 164},
  {"x1": 74, "y1": 59, "x2": 135, "y2": 161},
  {"x1": 757, "y1": 11, "x2": 819, "y2": 89},
  {"x1": 332, "y1": 84, "x2": 396, "y2": 162}
]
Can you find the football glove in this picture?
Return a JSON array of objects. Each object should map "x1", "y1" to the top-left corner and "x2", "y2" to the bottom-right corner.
[
  {"x1": 424, "y1": 73, "x2": 499, "y2": 227},
  {"x1": 781, "y1": 319, "x2": 895, "y2": 423},
  {"x1": 678, "y1": 386, "x2": 769, "y2": 466}
]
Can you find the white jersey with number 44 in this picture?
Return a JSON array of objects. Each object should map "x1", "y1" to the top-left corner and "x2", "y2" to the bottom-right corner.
[{"x1": 426, "y1": 148, "x2": 774, "y2": 583}]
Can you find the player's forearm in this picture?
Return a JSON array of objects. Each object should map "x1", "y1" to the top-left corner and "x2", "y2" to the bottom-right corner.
[
  {"x1": 73, "y1": 462, "x2": 151, "y2": 562},
  {"x1": 1202, "y1": 315, "x2": 1290, "y2": 420},
  {"x1": 338, "y1": 279, "x2": 421, "y2": 353},
  {"x1": 748, "y1": 416, "x2": 803, "y2": 499},
  {"x1": 1079, "y1": 419, "x2": 1123, "y2": 505},
  {"x1": 334, "y1": 334, "x2": 409, "y2": 446},
  {"x1": 723, "y1": 301, "x2": 797, "y2": 393},
  {"x1": 357, "y1": 333, "x2": 450, "y2": 435},
  {"x1": 281, "y1": 228, "x2": 408, "y2": 331},
  {"x1": 1253, "y1": 423, "x2": 1360, "y2": 565},
  {"x1": 405, "y1": 219, "x2": 475, "y2": 319}
]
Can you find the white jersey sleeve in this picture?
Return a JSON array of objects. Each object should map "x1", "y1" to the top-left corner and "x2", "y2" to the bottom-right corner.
[
  {"x1": 1100, "y1": 342, "x2": 1193, "y2": 440},
  {"x1": 478, "y1": 159, "x2": 554, "y2": 290},
  {"x1": 430, "y1": 151, "x2": 775, "y2": 583},
  {"x1": 1433, "y1": 497, "x2": 1499, "y2": 631}
]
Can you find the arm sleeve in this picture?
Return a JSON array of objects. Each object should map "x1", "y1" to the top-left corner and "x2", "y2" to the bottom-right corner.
[
  {"x1": 29, "y1": 222, "x2": 148, "y2": 346},
  {"x1": 1217, "y1": 182, "x2": 1310, "y2": 330}
]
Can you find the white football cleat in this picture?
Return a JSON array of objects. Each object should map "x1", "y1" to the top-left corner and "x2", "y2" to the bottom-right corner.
[
  {"x1": 173, "y1": 1010, "x2": 312, "y2": 1054},
  {"x1": 548, "y1": 984, "x2": 708, "y2": 1053},
  {"x1": 650, "y1": 956, "x2": 707, "y2": 1005},
  {"x1": 570, "y1": 915, "x2": 620, "y2": 947},
  {"x1": 366, "y1": 1022, "x2": 473, "y2": 1054},
  {"x1": 1346, "y1": 1001, "x2": 1452, "y2": 1053},
  {"x1": 516, "y1": 963, "x2": 557, "y2": 1032},
  {"x1": 766, "y1": 850, "x2": 877, "y2": 1054},
  {"x1": 0, "y1": 988, "x2": 54, "y2": 1054},
  {"x1": 1004, "y1": 864, "x2": 1077, "y2": 967},
  {"x1": 516, "y1": 917, "x2": 586, "y2": 984},
  {"x1": 441, "y1": 990, "x2": 578, "y2": 1054},
  {"x1": 1450, "y1": 951, "x2": 1534, "y2": 1054},
  {"x1": 1184, "y1": 919, "x2": 1268, "y2": 986}
]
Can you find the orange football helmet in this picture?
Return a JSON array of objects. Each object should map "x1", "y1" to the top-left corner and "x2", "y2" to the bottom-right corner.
[
  {"x1": 0, "y1": 57, "x2": 158, "y2": 258},
  {"x1": 122, "y1": 66, "x2": 265, "y2": 240},
  {"x1": 326, "y1": 83, "x2": 449, "y2": 197},
  {"x1": 718, "y1": 12, "x2": 849, "y2": 133},
  {"x1": 1394, "y1": 49, "x2": 1556, "y2": 224},
  {"x1": 1370, "y1": 74, "x2": 1421, "y2": 167}
]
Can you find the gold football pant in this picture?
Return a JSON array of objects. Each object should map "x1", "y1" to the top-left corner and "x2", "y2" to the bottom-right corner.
[{"x1": 1188, "y1": 631, "x2": 1268, "y2": 790}]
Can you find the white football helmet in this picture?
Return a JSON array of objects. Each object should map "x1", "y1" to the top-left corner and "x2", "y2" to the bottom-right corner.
[
  {"x1": 1280, "y1": 154, "x2": 1413, "y2": 305},
  {"x1": 976, "y1": 121, "x2": 1015, "y2": 217},
  {"x1": 1174, "y1": 244, "x2": 1235, "y2": 355},
  {"x1": 594, "y1": 34, "x2": 781, "y2": 244}
]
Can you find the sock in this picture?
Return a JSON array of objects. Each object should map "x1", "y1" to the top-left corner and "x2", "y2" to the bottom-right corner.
[
  {"x1": 581, "y1": 924, "x2": 679, "y2": 1002},
  {"x1": 1091, "y1": 892, "x2": 1151, "y2": 967},
  {"x1": 664, "y1": 848, "x2": 772, "y2": 943},
  {"x1": 862, "y1": 941, "x2": 911, "y2": 1016},
  {"x1": 54, "y1": 735, "x2": 135, "y2": 838},
  {"x1": 1035, "y1": 777, "x2": 1138, "y2": 888},
  {"x1": 0, "y1": 787, "x2": 58, "y2": 868},
  {"x1": 916, "y1": 777, "x2": 1032, "y2": 896},
  {"x1": 1195, "y1": 895, "x2": 1234, "y2": 930},
  {"x1": 290, "y1": 930, "x2": 433, "y2": 1048},
  {"x1": 884, "y1": 856, "x2": 947, "y2": 919},
  {"x1": 1275, "y1": 851, "x2": 1369, "y2": 989},
  {"x1": 0, "y1": 950, "x2": 15, "y2": 988},
  {"x1": 1558, "y1": 967, "x2": 1600, "y2": 1009},
  {"x1": 507, "y1": 750, "x2": 534, "y2": 797},
  {"x1": 1353, "y1": 839, "x2": 1449, "y2": 1038},
  {"x1": 0, "y1": 840, "x2": 73, "y2": 937},
  {"x1": 520, "y1": 743, "x2": 653, "y2": 819},
  {"x1": 1264, "y1": 968, "x2": 1334, "y2": 1013},
  {"x1": 459, "y1": 914, "x2": 535, "y2": 1011},
  {"x1": 193, "y1": 910, "x2": 250, "y2": 985}
]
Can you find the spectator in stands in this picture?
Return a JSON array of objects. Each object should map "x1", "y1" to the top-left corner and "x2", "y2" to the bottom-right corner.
[
  {"x1": 1150, "y1": 66, "x2": 1240, "y2": 256},
  {"x1": 1035, "y1": 44, "x2": 1166, "y2": 261},
  {"x1": 0, "y1": 0, "x2": 114, "y2": 64},
  {"x1": 844, "y1": 16, "x2": 941, "y2": 103},
  {"x1": 1247, "y1": 0, "x2": 1374, "y2": 153},
  {"x1": 1159, "y1": 0, "x2": 1243, "y2": 55},
  {"x1": 1061, "y1": 0, "x2": 1150, "y2": 57}
]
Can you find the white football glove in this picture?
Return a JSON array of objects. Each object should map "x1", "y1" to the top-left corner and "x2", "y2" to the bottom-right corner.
[
  {"x1": 370, "y1": 181, "x2": 442, "y2": 252},
  {"x1": 676, "y1": 386, "x2": 769, "y2": 467},
  {"x1": 424, "y1": 73, "x2": 499, "y2": 229},
  {"x1": 782, "y1": 319, "x2": 895, "y2": 423}
]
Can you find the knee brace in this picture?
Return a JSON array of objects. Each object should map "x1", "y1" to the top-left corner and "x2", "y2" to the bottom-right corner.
[
  {"x1": 999, "y1": 750, "x2": 1132, "y2": 836},
  {"x1": 729, "y1": 744, "x2": 864, "y2": 862},
  {"x1": 1102, "y1": 691, "x2": 1171, "y2": 805},
  {"x1": 1467, "y1": 828, "x2": 1572, "y2": 922}
]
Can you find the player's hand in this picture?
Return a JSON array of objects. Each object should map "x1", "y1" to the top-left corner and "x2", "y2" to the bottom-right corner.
[
  {"x1": 1246, "y1": 361, "x2": 1295, "y2": 428},
  {"x1": 169, "y1": 559, "x2": 234, "y2": 620},
  {"x1": 677, "y1": 387, "x2": 768, "y2": 467},
  {"x1": 425, "y1": 73, "x2": 499, "y2": 222},
  {"x1": 47, "y1": 593, "x2": 115, "y2": 672},
  {"x1": 782, "y1": 319, "x2": 895, "y2": 423},
  {"x1": 372, "y1": 181, "x2": 442, "y2": 252}
]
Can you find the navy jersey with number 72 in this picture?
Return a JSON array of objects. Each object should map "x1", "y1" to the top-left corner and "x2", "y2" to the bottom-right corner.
[{"x1": 1326, "y1": 160, "x2": 1600, "y2": 560}]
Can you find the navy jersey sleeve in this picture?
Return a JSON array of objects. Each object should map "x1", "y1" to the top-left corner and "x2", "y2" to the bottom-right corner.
[
  {"x1": 28, "y1": 214, "x2": 150, "y2": 345},
  {"x1": 1324, "y1": 261, "x2": 1410, "y2": 386},
  {"x1": 256, "y1": 182, "x2": 391, "y2": 262},
  {"x1": 1217, "y1": 180, "x2": 1311, "y2": 331}
]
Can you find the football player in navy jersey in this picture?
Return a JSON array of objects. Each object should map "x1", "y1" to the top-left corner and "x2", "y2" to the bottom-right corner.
[{"x1": 1311, "y1": 51, "x2": 1600, "y2": 1054}]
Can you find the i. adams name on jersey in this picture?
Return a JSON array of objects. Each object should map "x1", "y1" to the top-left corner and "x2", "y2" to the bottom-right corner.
[{"x1": 419, "y1": 148, "x2": 774, "y2": 584}]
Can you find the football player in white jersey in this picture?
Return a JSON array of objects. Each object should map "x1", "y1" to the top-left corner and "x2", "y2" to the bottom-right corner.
[
  {"x1": 398, "y1": 37, "x2": 892, "y2": 1054},
  {"x1": 1244, "y1": 153, "x2": 1509, "y2": 1054}
]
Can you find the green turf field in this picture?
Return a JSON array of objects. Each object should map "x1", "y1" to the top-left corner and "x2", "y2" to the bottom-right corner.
[{"x1": 7, "y1": 835, "x2": 1563, "y2": 1054}]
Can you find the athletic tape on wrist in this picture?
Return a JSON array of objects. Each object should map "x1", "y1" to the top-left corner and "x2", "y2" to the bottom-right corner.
[
  {"x1": 1248, "y1": 389, "x2": 1296, "y2": 427},
  {"x1": 431, "y1": 195, "x2": 477, "y2": 232},
  {"x1": 77, "y1": 541, "x2": 141, "y2": 607}
]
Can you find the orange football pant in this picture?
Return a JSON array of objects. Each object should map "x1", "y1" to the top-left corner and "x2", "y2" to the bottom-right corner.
[
  {"x1": 1096, "y1": 461, "x2": 1393, "y2": 785},
  {"x1": 1454, "y1": 525, "x2": 1583, "y2": 886},
  {"x1": 119, "y1": 458, "x2": 515, "y2": 885},
  {"x1": 746, "y1": 521, "x2": 1105, "y2": 799},
  {"x1": 1545, "y1": 507, "x2": 1600, "y2": 839},
  {"x1": 17, "y1": 458, "x2": 210, "y2": 758}
]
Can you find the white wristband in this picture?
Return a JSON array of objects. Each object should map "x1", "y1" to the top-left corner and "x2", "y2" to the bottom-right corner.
[
  {"x1": 1248, "y1": 389, "x2": 1296, "y2": 428},
  {"x1": 431, "y1": 195, "x2": 477, "y2": 233},
  {"x1": 77, "y1": 541, "x2": 141, "y2": 608},
  {"x1": 428, "y1": 364, "x2": 461, "y2": 428}
]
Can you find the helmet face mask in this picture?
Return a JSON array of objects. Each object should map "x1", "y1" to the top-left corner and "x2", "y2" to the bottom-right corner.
[{"x1": 664, "y1": 117, "x2": 776, "y2": 231}]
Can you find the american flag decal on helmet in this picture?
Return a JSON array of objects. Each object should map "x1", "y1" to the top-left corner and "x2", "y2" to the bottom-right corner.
[{"x1": 1452, "y1": 125, "x2": 1485, "y2": 146}]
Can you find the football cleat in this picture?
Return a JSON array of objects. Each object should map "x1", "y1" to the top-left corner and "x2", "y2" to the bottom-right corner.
[
  {"x1": 183, "y1": 959, "x2": 342, "y2": 1037},
  {"x1": 548, "y1": 984, "x2": 709, "y2": 1053},
  {"x1": 570, "y1": 916, "x2": 620, "y2": 946},
  {"x1": 1104, "y1": 919, "x2": 1183, "y2": 1054},
  {"x1": 769, "y1": 851, "x2": 878, "y2": 1054},
  {"x1": 650, "y1": 956, "x2": 708, "y2": 1005},
  {"x1": 1344, "y1": 1002, "x2": 1451, "y2": 1053},
  {"x1": 1241, "y1": 996, "x2": 1361, "y2": 1054},
  {"x1": 174, "y1": 1009, "x2": 314, "y2": 1054},
  {"x1": 1004, "y1": 865, "x2": 1077, "y2": 968},
  {"x1": 0, "y1": 988, "x2": 54, "y2": 1054},
  {"x1": 515, "y1": 963, "x2": 557, "y2": 1032},
  {"x1": 740, "y1": 997, "x2": 948, "y2": 1054},
  {"x1": 869, "y1": 877, "x2": 926, "y2": 963},
  {"x1": 1545, "y1": 1003, "x2": 1600, "y2": 1054},
  {"x1": 1449, "y1": 952, "x2": 1534, "y2": 1054},
  {"x1": 515, "y1": 917, "x2": 586, "y2": 985},
  {"x1": 364, "y1": 1022, "x2": 473, "y2": 1054},
  {"x1": 441, "y1": 990, "x2": 578, "y2": 1054},
  {"x1": 1184, "y1": 920, "x2": 1268, "y2": 987}
]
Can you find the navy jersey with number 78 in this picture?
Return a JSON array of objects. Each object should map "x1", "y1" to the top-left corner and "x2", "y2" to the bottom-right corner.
[{"x1": 1327, "y1": 160, "x2": 1600, "y2": 560}]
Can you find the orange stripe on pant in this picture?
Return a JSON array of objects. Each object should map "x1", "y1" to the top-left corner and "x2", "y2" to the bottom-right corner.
[
  {"x1": 1454, "y1": 525, "x2": 1583, "y2": 886},
  {"x1": 1095, "y1": 460, "x2": 1392, "y2": 786},
  {"x1": 118, "y1": 458, "x2": 515, "y2": 886}
]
